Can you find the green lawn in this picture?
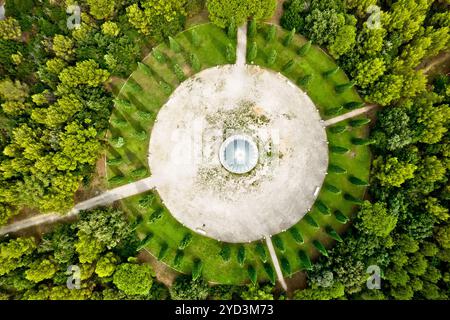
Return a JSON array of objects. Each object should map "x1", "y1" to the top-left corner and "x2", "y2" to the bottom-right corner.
[{"x1": 105, "y1": 22, "x2": 371, "y2": 285}]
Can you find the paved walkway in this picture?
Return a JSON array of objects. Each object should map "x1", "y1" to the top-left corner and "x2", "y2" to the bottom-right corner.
[
  {"x1": 265, "y1": 236, "x2": 288, "y2": 290},
  {"x1": 0, "y1": 177, "x2": 156, "y2": 236},
  {"x1": 236, "y1": 23, "x2": 248, "y2": 66},
  {"x1": 323, "y1": 104, "x2": 378, "y2": 127}
]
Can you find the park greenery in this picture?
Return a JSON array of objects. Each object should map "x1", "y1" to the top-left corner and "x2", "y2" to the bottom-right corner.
[{"x1": 0, "y1": 0, "x2": 449, "y2": 301}]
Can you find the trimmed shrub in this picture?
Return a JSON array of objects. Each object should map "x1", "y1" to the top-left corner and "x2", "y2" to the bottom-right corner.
[
  {"x1": 344, "y1": 193, "x2": 363, "y2": 204},
  {"x1": 237, "y1": 246, "x2": 246, "y2": 266},
  {"x1": 344, "y1": 101, "x2": 364, "y2": 110},
  {"x1": 349, "y1": 118, "x2": 371, "y2": 127},
  {"x1": 158, "y1": 242, "x2": 169, "y2": 260},
  {"x1": 106, "y1": 157, "x2": 123, "y2": 166},
  {"x1": 281, "y1": 257, "x2": 291, "y2": 275},
  {"x1": 266, "y1": 25, "x2": 277, "y2": 42},
  {"x1": 127, "y1": 81, "x2": 142, "y2": 93},
  {"x1": 289, "y1": 227, "x2": 304, "y2": 244},
  {"x1": 329, "y1": 125, "x2": 347, "y2": 134},
  {"x1": 173, "y1": 250, "x2": 184, "y2": 268},
  {"x1": 138, "y1": 194, "x2": 154, "y2": 209},
  {"x1": 227, "y1": 19, "x2": 236, "y2": 39},
  {"x1": 298, "y1": 250, "x2": 312, "y2": 270},
  {"x1": 152, "y1": 49, "x2": 165, "y2": 63},
  {"x1": 133, "y1": 130, "x2": 148, "y2": 141},
  {"x1": 298, "y1": 74, "x2": 312, "y2": 87},
  {"x1": 178, "y1": 233, "x2": 193, "y2": 250},
  {"x1": 114, "y1": 99, "x2": 133, "y2": 111},
  {"x1": 159, "y1": 81, "x2": 173, "y2": 95},
  {"x1": 130, "y1": 168, "x2": 147, "y2": 179},
  {"x1": 189, "y1": 53, "x2": 201, "y2": 72},
  {"x1": 283, "y1": 28, "x2": 295, "y2": 46},
  {"x1": 349, "y1": 176, "x2": 369, "y2": 186},
  {"x1": 298, "y1": 40, "x2": 311, "y2": 56},
  {"x1": 247, "y1": 41, "x2": 258, "y2": 61},
  {"x1": 325, "y1": 106, "x2": 343, "y2": 116},
  {"x1": 136, "y1": 233, "x2": 154, "y2": 251},
  {"x1": 351, "y1": 137, "x2": 374, "y2": 145},
  {"x1": 248, "y1": 19, "x2": 257, "y2": 38},
  {"x1": 108, "y1": 175, "x2": 126, "y2": 185},
  {"x1": 313, "y1": 240, "x2": 328, "y2": 257},
  {"x1": 219, "y1": 245, "x2": 231, "y2": 262},
  {"x1": 335, "y1": 82, "x2": 355, "y2": 93},
  {"x1": 247, "y1": 265, "x2": 257, "y2": 285},
  {"x1": 137, "y1": 110, "x2": 153, "y2": 121},
  {"x1": 273, "y1": 236, "x2": 285, "y2": 253},
  {"x1": 304, "y1": 214, "x2": 319, "y2": 228},
  {"x1": 334, "y1": 210, "x2": 349, "y2": 224},
  {"x1": 149, "y1": 207, "x2": 164, "y2": 223},
  {"x1": 328, "y1": 164, "x2": 347, "y2": 174},
  {"x1": 282, "y1": 59, "x2": 295, "y2": 73},
  {"x1": 130, "y1": 215, "x2": 143, "y2": 230},
  {"x1": 192, "y1": 259, "x2": 203, "y2": 280},
  {"x1": 316, "y1": 200, "x2": 330, "y2": 215},
  {"x1": 324, "y1": 184, "x2": 341, "y2": 194},
  {"x1": 191, "y1": 30, "x2": 201, "y2": 47},
  {"x1": 255, "y1": 242, "x2": 267, "y2": 263},
  {"x1": 330, "y1": 145, "x2": 349, "y2": 154},
  {"x1": 323, "y1": 66, "x2": 339, "y2": 78},
  {"x1": 263, "y1": 263, "x2": 276, "y2": 285},
  {"x1": 169, "y1": 36, "x2": 182, "y2": 53},
  {"x1": 110, "y1": 136, "x2": 124, "y2": 148},
  {"x1": 137, "y1": 62, "x2": 152, "y2": 77},
  {"x1": 326, "y1": 227, "x2": 343, "y2": 242},
  {"x1": 225, "y1": 43, "x2": 235, "y2": 63},
  {"x1": 267, "y1": 49, "x2": 277, "y2": 65},
  {"x1": 173, "y1": 63, "x2": 185, "y2": 81}
]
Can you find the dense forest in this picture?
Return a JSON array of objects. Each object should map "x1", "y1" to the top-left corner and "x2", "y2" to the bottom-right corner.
[{"x1": 0, "y1": 0, "x2": 449, "y2": 300}]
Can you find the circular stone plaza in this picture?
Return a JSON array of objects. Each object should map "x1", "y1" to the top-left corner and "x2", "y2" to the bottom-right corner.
[{"x1": 149, "y1": 65, "x2": 328, "y2": 243}]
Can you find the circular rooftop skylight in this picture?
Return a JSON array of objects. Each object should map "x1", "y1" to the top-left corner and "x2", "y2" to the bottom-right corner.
[{"x1": 219, "y1": 135, "x2": 259, "y2": 174}]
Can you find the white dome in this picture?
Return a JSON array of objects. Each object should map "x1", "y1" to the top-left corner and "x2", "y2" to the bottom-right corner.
[{"x1": 219, "y1": 135, "x2": 259, "y2": 174}]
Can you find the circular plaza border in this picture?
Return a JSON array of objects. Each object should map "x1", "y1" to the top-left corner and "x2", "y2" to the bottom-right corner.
[{"x1": 148, "y1": 64, "x2": 329, "y2": 243}]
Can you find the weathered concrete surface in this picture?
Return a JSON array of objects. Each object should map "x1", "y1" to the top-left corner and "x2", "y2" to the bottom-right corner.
[{"x1": 149, "y1": 65, "x2": 328, "y2": 243}]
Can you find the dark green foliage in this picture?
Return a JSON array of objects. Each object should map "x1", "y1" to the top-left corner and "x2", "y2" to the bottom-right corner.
[
  {"x1": 255, "y1": 242, "x2": 267, "y2": 263},
  {"x1": 263, "y1": 263, "x2": 276, "y2": 285},
  {"x1": 227, "y1": 19, "x2": 237, "y2": 39},
  {"x1": 334, "y1": 210, "x2": 348, "y2": 224},
  {"x1": 351, "y1": 138, "x2": 374, "y2": 145},
  {"x1": 344, "y1": 193, "x2": 363, "y2": 204},
  {"x1": 247, "y1": 265, "x2": 257, "y2": 285},
  {"x1": 330, "y1": 146, "x2": 349, "y2": 154},
  {"x1": 169, "y1": 36, "x2": 182, "y2": 53},
  {"x1": 130, "y1": 168, "x2": 147, "y2": 180},
  {"x1": 329, "y1": 125, "x2": 347, "y2": 134},
  {"x1": 280, "y1": 257, "x2": 291, "y2": 275},
  {"x1": 106, "y1": 157, "x2": 123, "y2": 166},
  {"x1": 219, "y1": 245, "x2": 231, "y2": 262},
  {"x1": 148, "y1": 208, "x2": 164, "y2": 223},
  {"x1": 109, "y1": 175, "x2": 126, "y2": 185},
  {"x1": 298, "y1": 41, "x2": 311, "y2": 56},
  {"x1": 313, "y1": 240, "x2": 328, "y2": 257},
  {"x1": 152, "y1": 49, "x2": 166, "y2": 63},
  {"x1": 190, "y1": 30, "x2": 201, "y2": 47},
  {"x1": 225, "y1": 43, "x2": 235, "y2": 63},
  {"x1": 325, "y1": 106, "x2": 343, "y2": 116},
  {"x1": 349, "y1": 176, "x2": 369, "y2": 186},
  {"x1": 273, "y1": 236, "x2": 285, "y2": 253},
  {"x1": 192, "y1": 259, "x2": 203, "y2": 280},
  {"x1": 335, "y1": 82, "x2": 355, "y2": 93},
  {"x1": 349, "y1": 118, "x2": 370, "y2": 127},
  {"x1": 189, "y1": 53, "x2": 201, "y2": 72},
  {"x1": 298, "y1": 74, "x2": 312, "y2": 87},
  {"x1": 159, "y1": 81, "x2": 173, "y2": 95},
  {"x1": 266, "y1": 25, "x2": 277, "y2": 42},
  {"x1": 344, "y1": 101, "x2": 364, "y2": 110},
  {"x1": 173, "y1": 250, "x2": 184, "y2": 268},
  {"x1": 170, "y1": 275, "x2": 209, "y2": 300},
  {"x1": 326, "y1": 227, "x2": 343, "y2": 242},
  {"x1": 324, "y1": 184, "x2": 341, "y2": 194},
  {"x1": 323, "y1": 67, "x2": 339, "y2": 78},
  {"x1": 178, "y1": 233, "x2": 193, "y2": 250},
  {"x1": 289, "y1": 228, "x2": 304, "y2": 244},
  {"x1": 298, "y1": 250, "x2": 312, "y2": 270},
  {"x1": 267, "y1": 49, "x2": 277, "y2": 65},
  {"x1": 328, "y1": 164, "x2": 347, "y2": 174},
  {"x1": 248, "y1": 19, "x2": 257, "y2": 38},
  {"x1": 157, "y1": 242, "x2": 169, "y2": 260},
  {"x1": 137, "y1": 62, "x2": 152, "y2": 77},
  {"x1": 137, "y1": 111, "x2": 153, "y2": 121},
  {"x1": 284, "y1": 28, "x2": 296, "y2": 46},
  {"x1": 172, "y1": 63, "x2": 185, "y2": 81},
  {"x1": 115, "y1": 99, "x2": 133, "y2": 111},
  {"x1": 282, "y1": 60, "x2": 295, "y2": 73},
  {"x1": 136, "y1": 233, "x2": 154, "y2": 251},
  {"x1": 304, "y1": 214, "x2": 319, "y2": 228},
  {"x1": 247, "y1": 41, "x2": 258, "y2": 61},
  {"x1": 237, "y1": 246, "x2": 246, "y2": 266},
  {"x1": 316, "y1": 200, "x2": 330, "y2": 215}
]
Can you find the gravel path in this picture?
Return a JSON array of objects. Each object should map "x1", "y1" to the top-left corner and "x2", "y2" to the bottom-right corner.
[
  {"x1": 236, "y1": 23, "x2": 247, "y2": 66},
  {"x1": 323, "y1": 104, "x2": 378, "y2": 127},
  {"x1": 266, "y1": 236, "x2": 288, "y2": 290}
]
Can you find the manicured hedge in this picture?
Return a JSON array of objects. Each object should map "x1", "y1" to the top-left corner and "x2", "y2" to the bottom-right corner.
[{"x1": 313, "y1": 240, "x2": 329, "y2": 257}]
